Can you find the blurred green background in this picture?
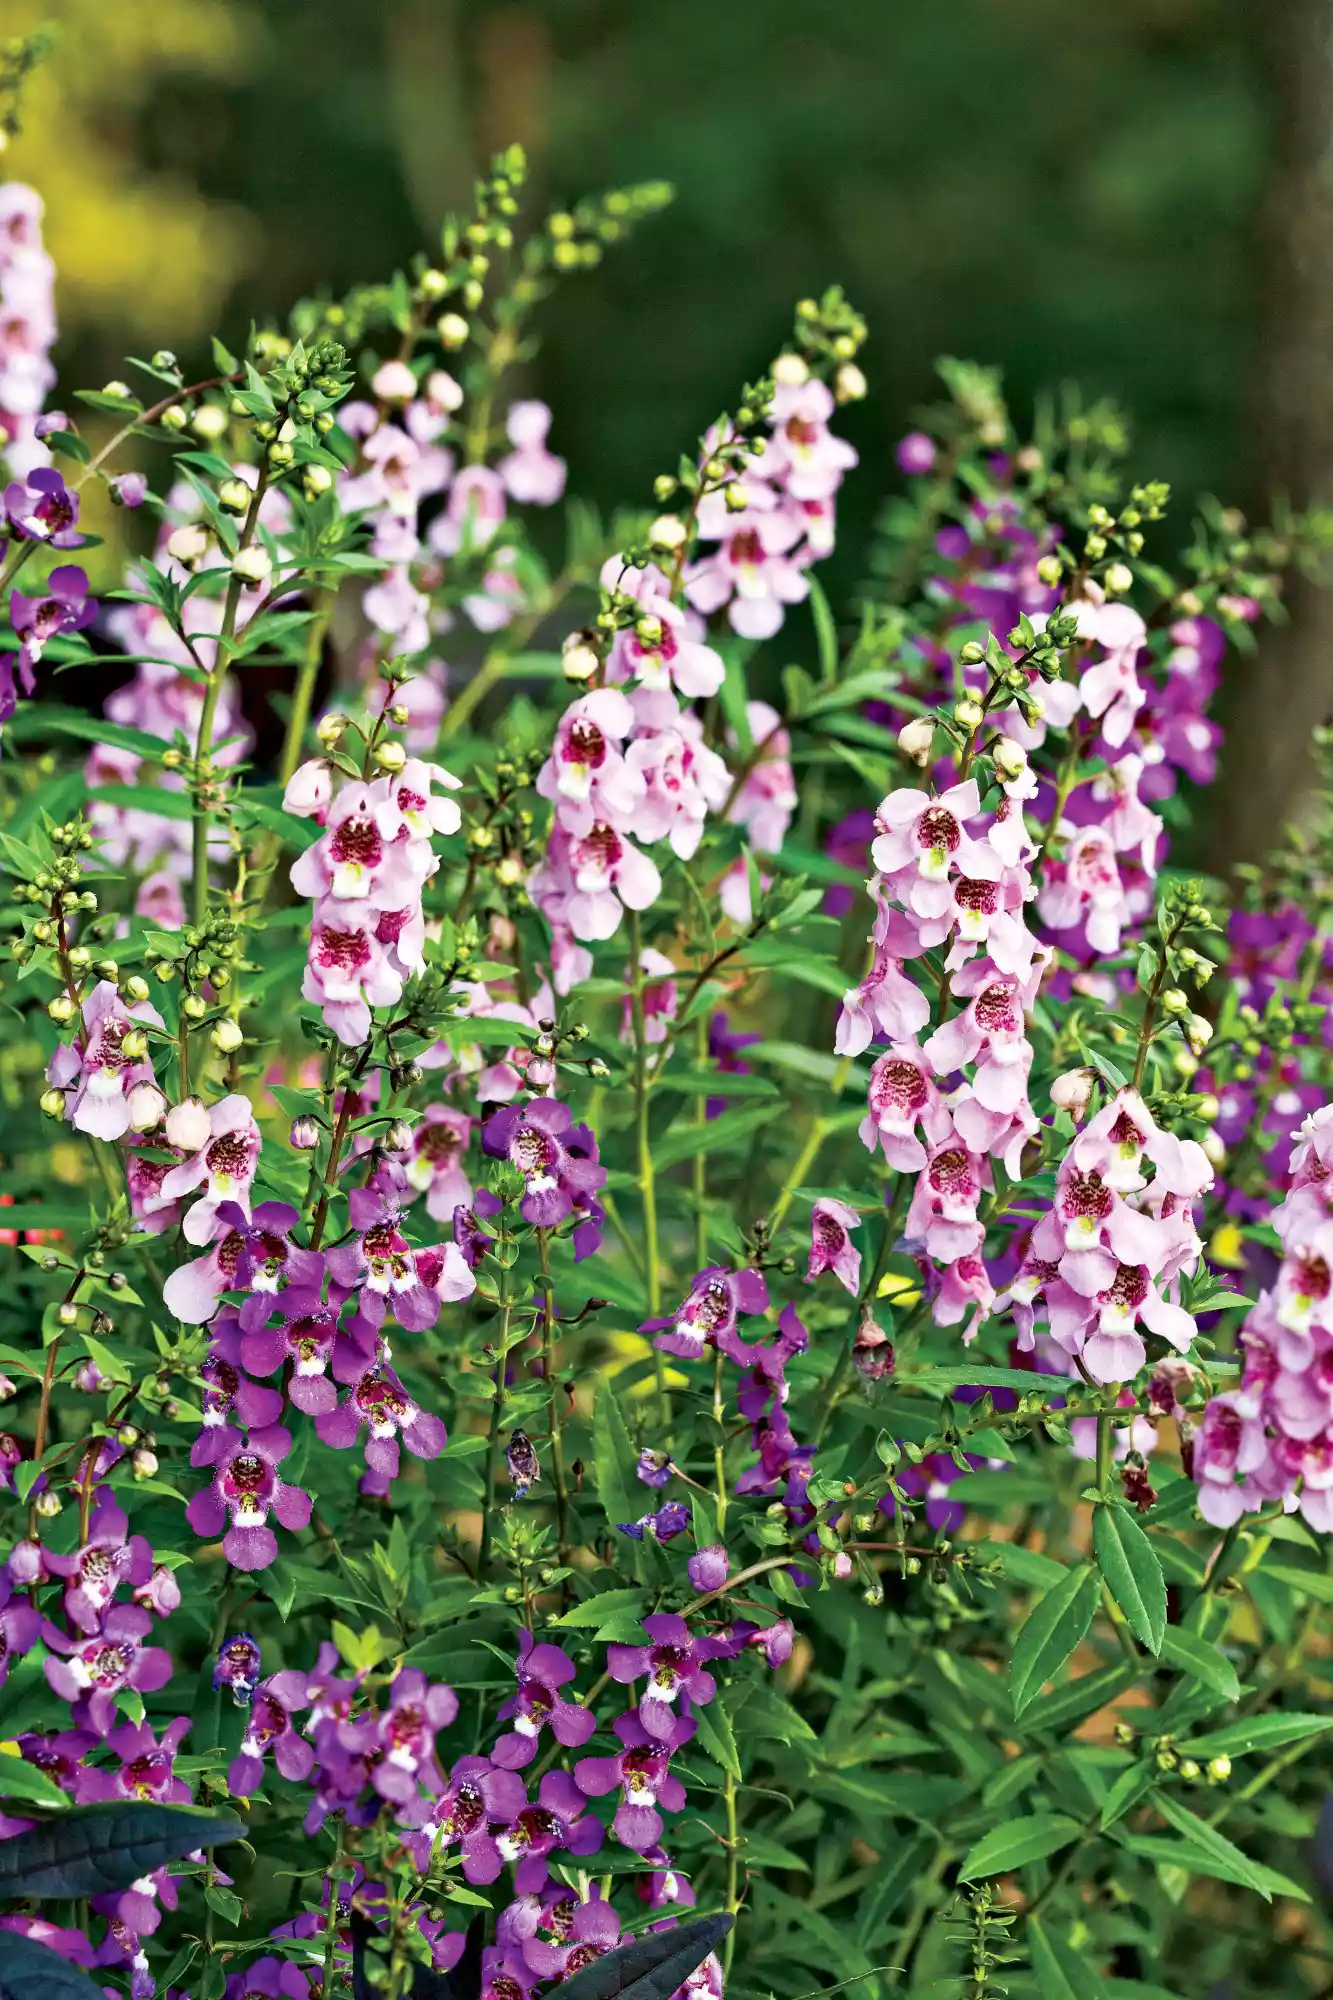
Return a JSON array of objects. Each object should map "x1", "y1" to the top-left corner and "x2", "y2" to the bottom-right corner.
[{"x1": 4, "y1": 0, "x2": 1317, "y2": 853}]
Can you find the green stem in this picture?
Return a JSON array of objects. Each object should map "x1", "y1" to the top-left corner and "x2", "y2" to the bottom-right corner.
[
  {"x1": 722, "y1": 1768, "x2": 741, "y2": 1975},
  {"x1": 478, "y1": 1288, "x2": 513, "y2": 1582},
  {"x1": 538, "y1": 1228, "x2": 570, "y2": 1564},
  {"x1": 279, "y1": 589, "x2": 333, "y2": 786},
  {"x1": 191, "y1": 465, "x2": 271, "y2": 924},
  {"x1": 629, "y1": 915, "x2": 667, "y2": 1428}
]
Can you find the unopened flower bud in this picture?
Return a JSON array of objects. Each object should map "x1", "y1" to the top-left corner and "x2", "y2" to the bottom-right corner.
[
  {"x1": 1049, "y1": 1067, "x2": 1095, "y2": 1123},
  {"x1": 166, "y1": 523, "x2": 209, "y2": 566},
  {"x1": 1104, "y1": 561, "x2": 1134, "y2": 595},
  {"x1": 1201, "y1": 1131, "x2": 1227, "y2": 1170},
  {"x1": 159, "y1": 404, "x2": 188, "y2": 433},
  {"x1": 1206, "y1": 1755, "x2": 1231, "y2": 1784},
  {"x1": 127, "y1": 1083, "x2": 167, "y2": 1132},
  {"x1": 48, "y1": 994, "x2": 75, "y2": 1024},
  {"x1": 231, "y1": 545, "x2": 271, "y2": 587},
  {"x1": 425, "y1": 368, "x2": 463, "y2": 411},
  {"x1": 131, "y1": 1448, "x2": 159, "y2": 1480},
  {"x1": 562, "y1": 632, "x2": 601, "y2": 683},
  {"x1": 648, "y1": 513, "x2": 688, "y2": 551},
  {"x1": 897, "y1": 716, "x2": 935, "y2": 767},
  {"x1": 854, "y1": 1307, "x2": 894, "y2": 1381},
  {"x1": 191, "y1": 404, "x2": 230, "y2": 442},
  {"x1": 437, "y1": 312, "x2": 469, "y2": 350},
  {"x1": 302, "y1": 463, "x2": 333, "y2": 499},
  {"x1": 373, "y1": 739, "x2": 406, "y2": 773},
  {"x1": 211, "y1": 1017, "x2": 243, "y2": 1054},
  {"x1": 58, "y1": 1302, "x2": 79, "y2": 1326},
  {"x1": 121, "y1": 1028, "x2": 149, "y2": 1061},
  {"x1": 386, "y1": 1119, "x2": 414, "y2": 1154},
  {"x1": 835, "y1": 361, "x2": 867, "y2": 403},
  {"x1": 1160, "y1": 988, "x2": 1189, "y2": 1017},
  {"x1": 771, "y1": 352, "x2": 809, "y2": 387},
  {"x1": 1036, "y1": 553, "x2": 1063, "y2": 586},
  {"x1": 373, "y1": 359, "x2": 417, "y2": 403},
  {"x1": 954, "y1": 698, "x2": 983, "y2": 731},
  {"x1": 1178, "y1": 1758, "x2": 1201, "y2": 1782},
  {"x1": 316, "y1": 712, "x2": 348, "y2": 748},
  {"x1": 958, "y1": 640, "x2": 986, "y2": 666},
  {"x1": 39, "y1": 1086, "x2": 67, "y2": 1119},
  {"x1": 219, "y1": 478, "x2": 251, "y2": 514},
  {"x1": 166, "y1": 1097, "x2": 212, "y2": 1151},
  {"x1": 34, "y1": 1490, "x2": 62, "y2": 1518},
  {"x1": 182, "y1": 995, "x2": 207, "y2": 1021},
  {"x1": 831, "y1": 1551, "x2": 853, "y2": 1580},
  {"x1": 1185, "y1": 1014, "x2": 1213, "y2": 1055},
  {"x1": 992, "y1": 736, "x2": 1028, "y2": 782},
  {"x1": 289, "y1": 1116, "x2": 319, "y2": 1151},
  {"x1": 687, "y1": 1545, "x2": 730, "y2": 1592}
]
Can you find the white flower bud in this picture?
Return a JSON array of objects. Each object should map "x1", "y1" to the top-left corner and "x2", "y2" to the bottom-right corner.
[
  {"x1": 897, "y1": 717, "x2": 935, "y2": 767},
  {"x1": 562, "y1": 635, "x2": 600, "y2": 684},
  {"x1": 373, "y1": 739, "x2": 406, "y2": 773},
  {"x1": 127, "y1": 1083, "x2": 167, "y2": 1133},
  {"x1": 302, "y1": 463, "x2": 333, "y2": 499},
  {"x1": 1202, "y1": 1131, "x2": 1227, "y2": 1170},
  {"x1": 232, "y1": 545, "x2": 271, "y2": 587},
  {"x1": 165, "y1": 1097, "x2": 211, "y2": 1152},
  {"x1": 437, "y1": 313, "x2": 469, "y2": 350},
  {"x1": 131, "y1": 1448, "x2": 159, "y2": 1479},
  {"x1": 219, "y1": 478, "x2": 251, "y2": 514},
  {"x1": 835, "y1": 362, "x2": 867, "y2": 403},
  {"x1": 992, "y1": 736, "x2": 1028, "y2": 782},
  {"x1": 190, "y1": 404, "x2": 230, "y2": 441},
  {"x1": 1049, "y1": 1067, "x2": 1095, "y2": 1123},
  {"x1": 772, "y1": 352, "x2": 809, "y2": 387},
  {"x1": 649, "y1": 514, "x2": 688, "y2": 550},
  {"x1": 1104, "y1": 561, "x2": 1134, "y2": 595},
  {"x1": 373, "y1": 359, "x2": 417, "y2": 403},
  {"x1": 426, "y1": 368, "x2": 464, "y2": 412},
  {"x1": 1185, "y1": 1013, "x2": 1214, "y2": 1055},
  {"x1": 166, "y1": 524, "x2": 209, "y2": 567},
  {"x1": 316, "y1": 712, "x2": 349, "y2": 748},
  {"x1": 211, "y1": 1018, "x2": 243, "y2": 1054},
  {"x1": 954, "y1": 698, "x2": 983, "y2": 730}
]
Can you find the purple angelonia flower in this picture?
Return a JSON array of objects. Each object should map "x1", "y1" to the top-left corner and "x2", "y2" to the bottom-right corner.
[
  {"x1": 575, "y1": 1706, "x2": 691, "y2": 1852},
  {"x1": 213, "y1": 1632, "x2": 262, "y2": 1705},
  {"x1": 4, "y1": 466, "x2": 82, "y2": 544},
  {"x1": 491, "y1": 1630, "x2": 596, "y2": 1770},
  {"x1": 228, "y1": 1669, "x2": 314, "y2": 1795},
  {"x1": 238, "y1": 1292, "x2": 342, "y2": 1417},
  {"x1": 224, "y1": 1955, "x2": 313, "y2": 2000},
  {"x1": 0, "y1": 1572, "x2": 42, "y2": 1687},
  {"x1": 687, "y1": 1544, "x2": 730, "y2": 1593},
  {"x1": 42, "y1": 1488, "x2": 153, "y2": 1633},
  {"x1": 481, "y1": 1099, "x2": 607, "y2": 1250},
  {"x1": 643, "y1": 1265, "x2": 769, "y2": 1363},
  {"x1": 43, "y1": 1604, "x2": 173, "y2": 1732},
  {"x1": 365, "y1": 1668, "x2": 459, "y2": 1804},
  {"x1": 606, "y1": 1614, "x2": 727, "y2": 1742},
  {"x1": 77, "y1": 1717, "x2": 191, "y2": 1804},
  {"x1": 403, "y1": 1754, "x2": 527, "y2": 1878},
  {"x1": 522, "y1": 1889, "x2": 623, "y2": 1980},
  {"x1": 185, "y1": 1424, "x2": 312, "y2": 1571},
  {"x1": 619, "y1": 1500, "x2": 690, "y2": 1543},
  {"x1": 636, "y1": 1448, "x2": 673, "y2": 1488},
  {"x1": 454, "y1": 1188, "x2": 502, "y2": 1268},
  {"x1": 9, "y1": 562, "x2": 94, "y2": 670},
  {"x1": 315, "y1": 1363, "x2": 446, "y2": 1483},
  {"x1": 466, "y1": 1769, "x2": 603, "y2": 1894},
  {"x1": 326, "y1": 1167, "x2": 441, "y2": 1331},
  {"x1": 194, "y1": 1318, "x2": 286, "y2": 1457}
]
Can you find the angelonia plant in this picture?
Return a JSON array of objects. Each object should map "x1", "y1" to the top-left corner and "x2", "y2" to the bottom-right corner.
[{"x1": 2, "y1": 119, "x2": 1333, "y2": 2000}]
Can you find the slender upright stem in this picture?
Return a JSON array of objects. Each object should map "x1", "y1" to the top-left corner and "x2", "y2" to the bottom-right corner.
[
  {"x1": 722, "y1": 1769, "x2": 741, "y2": 1975},
  {"x1": 478, "y1": 1291, "x2": 513, "y2": 1582},
  {"x1": 191, "y1": 466, "x2": 271, "y2": 923},
  {"x1": 629, "y1": 915, "x2": 668, "y2": 1427},
  {"x1": 537, "y1": 1228, "x2": 569, "y2": 1562},
  {"x1": 279, "y1": 589, "x2": 333, "y2": 786}
]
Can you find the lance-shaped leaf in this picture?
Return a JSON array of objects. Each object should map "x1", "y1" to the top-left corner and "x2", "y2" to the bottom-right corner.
[
  {"x1": 557, "y1": 1913, "x2": 735, "y2": 2000},
  {"x1": 0, "y1": 1802, "x2": 244, "y2": 1900},
  {"x1": 0, "y1": 1932, "x2": 111, "y2": 2000},
  {"x1": 1093, "y1": 1503, "x2": 1166, "y2": 1655},
  {"x1": 1009, "y1": 1564, "x2": 1100, "y2": 1718}
]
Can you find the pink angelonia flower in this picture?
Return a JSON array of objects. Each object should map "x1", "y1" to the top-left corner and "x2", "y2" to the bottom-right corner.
[
  {"x1": 869, "y1": 779, "x2": 990, "y2": 909},
  {"x1": 163, "y1": 1198, "x2": 311, "y2": 1326},
  {"x1": 185, "y1": 1424, "x2": 312, "y2": 1571},
  {"x1": 727, "y1": 700, "x2": 797, "y2": 853},
  {"x1": 601, "y1": 557, "x2": 725, "y2": 699},
  {"x1": 1047, "y1": 1256, "x2": 1197, "y2": 1385},
  {"x1": 537, "y1": 688, "x2": 644, "y2": 821},
  {"x1": 47, "y1": 981, "x2": 164, "y2": 1142},
  {"x1": 645, "y1": 1266, "x2": 770, "y2": 1363},
  {"x1": 764, "y1": 376, "x2": 858, "y2": 500},
  {"x1": 303, "y1": 898, "x2": 405, "y2": 1044},
  {"x1": 1191, "y1": 1391, "x2": 1279, "y2": 1527},
  {"x1": 498, "y1": 401, "x2": 566, "y2": 505},
  {"x1": 362, "y1": 566, "x2": 431, "y2": 654},
  {"x1": 860, "y1": 1043, "x2": 946, "y2": 1169},
  {"x1": 390, "y1": 755, "x2": 463, "y2": 840},
  {"x1": 161, "y1": 1093, "x2": 262, "y2": 1245},
  {"x1": 625, "y1": 690, "x2": 730, "y2": 858},
  {"x1": 685, "y1": 502, "x2": 809, "y2": 640},
  {"x1": 43, "y1": 1491, "x2": 153, "y2": 1633},
  {"x1": 292, "y1": 779, "x2": 432, "y2": 907},
  {"x1": 532, "y1": 820, "x2": 661, "y2": 942},
  {"x1": 806, "y1": 1198, "x2": 861, "y2": 1294},
  {"x1": 836, "y1": 902, "x2": 931, "y2": 1057},
  {"x1": 923, "y1": 962, "x2": 1035, "y2": 1118},
  {"x1": 135, "y1": 869, "x2": 186, "y2": 929},
  {"x1": 491, "y1": 1631, "x2": 596, "y2": 1770},
  {"x1": 619, "y1": 949, "x2": 678, "y2": 1046},
  {"x1": 429, "y1": 464, "x2": 507, "y2": 556},
  {"x1": 282, "y1": 757, "x2": 334, "y2": 821},
  {"x1": 1072, "y1": 595, "x2": 1148, "y2": 749},
  {"x1": 904, "y1": 1134, "x2": 990, "y2": 1262},
  {"x1": 1088, "y1": 752, "x2": 1162, "y2": 867},
  {"x1": 1072, "y1": 1087, "x2": 1214, "y2": 1201},
  {"x1": 933, "y1": 1252, "x2": 995, "y2": 1342},
  {"x1": 1037, "y1": 824, "x2": 1133, "y2": 955},
  {"x1": 365, "y1": 1668, "x2": 460, "y2": 1804},
  {"x1": 406, "y1": 1105, "x2": 474, "y2": 1220}
]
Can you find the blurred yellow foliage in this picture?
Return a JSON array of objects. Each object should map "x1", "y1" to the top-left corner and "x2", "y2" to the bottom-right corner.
[{"x1": 2, "y1": 0, "x2": 257, "y2": 339}]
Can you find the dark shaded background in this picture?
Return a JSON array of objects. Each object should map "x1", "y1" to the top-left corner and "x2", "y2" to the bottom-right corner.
[{"x1": 13, "y1": 0, "x2": 1329, "y2": 857}]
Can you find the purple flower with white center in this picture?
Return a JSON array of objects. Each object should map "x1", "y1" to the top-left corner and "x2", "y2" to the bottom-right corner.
[
  {"x1": 806, "y1": 1196, "x2": 862, "y2": 1294},
  {"x1": 619, "y1": 1499, "x2": 690, "y2": 1543},
  {"x1": 228, "y1": 1668, "x2": 314, "y2": 1795},
  {"x1": 46, "y1": 980, "x2": 164, "y2": 1142},
  {"x1": 405, "y1": 1753, "x2": 528, "y2": 1877},
  {"x1": 522, "y1": 1891, "x2": 623, "y2": 1981},
  {"x1": 43, "y1": 1488, "x2": 153, "y2": 1632},
  {"x1": 454, "y1": 1188, "x2": 502, "y2": 1268},
  {"x1": 161, "y1": 1092, "x2": 262, "y2": 1245},
  {"x1": 185, "y1": 1423, "x2": 312, "y2": 1571},
  {"x1": 213, "y1": 1632, "x2": 262, "y2": 1704},
  {"x1": 238, "y1": 1292, "x2": 341, "y2": 1416},
  {"x1": 9, "y1": 562, "x2": 94, "y2": 671},
  {"x1": 405, "y1": 1104, "x2": 474, "y2": 1219},
  {"x1": 364, "y1": 1667, "x2": 459, "y2": 1804},
  {"x1": 131, "y1": 1562, "x2": 181, "y2": 1617},
  {"x1": 687, "y1": 1544, "x2": 730, "y2": 1592},
  {"x1": 18, "y1": 1728, "x2": 98, "y2": 1800},
  {"x1": 164, "y1": 1199, "x2": 314, "y2": 1327},
  {"x1": 315, "y1": 1362, "x2": 447, "y2": 1482},
  {"x1": 43, "y1": 1603, "x2": 173, "y2": 1733},
  {"x1": 77, "y1": 1717, "x2": 191, "y2": 1804},
  {"x1": 575, "y1": 1706, "x2": 691, "y2": 1851},
  {"x1": 193, "y1": 1318, "x2": 285, "y2": 1457},
  {"x1": 467, "y1": 1769, "x2": 604, "y2": 1894},
  {"x1": 4, "y1": 465, "x2": 81, "y2": 543},
  {"x1": 491, "y1": 1631, "x2": 596, "y2": 1770},
  {"x1": 636, "y1": 1448, "x2": 673, "y2": 1488},
  {"x1": 325, "y1": 1168, "x2": 440, "y2": 1331},
  {"x1": 606, "y1": 1614, "x2": 726, "y2": 1742},
  {"x1": 0, "y1": 1573, "x2": 41, "y2": 1688},
  {"x1": 644, "y1": 1264, "x2": 770, "y2": 1363},
  {"x1": 481, "y1": 1098, "x2": 607, "y2": 1241}
]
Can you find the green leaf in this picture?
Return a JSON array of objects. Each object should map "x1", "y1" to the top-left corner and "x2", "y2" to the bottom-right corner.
[
  {"x1": 806, "y1": 572, "x2": 839, "y2": 681},
  {"x1": 1099, "y1": 1762, "x2": 1157, "y2": 1830},
  {"x1": 1262, "y1": 1561, "x2": 1333, "y2": 1603},
  {"x1": 958, "y1": 1811, "x2": 1082, "y2": 1881},
  {"x1": 1028, "y1": 1915, "x2": 1106, "y2": 2000},
  {"x1": 0, "y1": 1804, "x2": 244, "y2": 1898},
  {"x1": 652, "y1": 1102, "x2": 781, "y2": 1171},
  {"x1": 0, "y1": 1754, "x2": 71, "y2": 1809},
  {"x1": 692, "y1": 1698, "x2": 742, "y2": 1781},
  {"x1": 1009, "y1": 1564, "x2": 1100, "y2": 1718},
  {"x1": 89, "y1": 783, "x2": 194, "y2": 821},
  {"x1": 555, "y1": 1587, "x2": 648, "y2": 1635},
  {"x1": 1152, "y1": 1792, "x2": 1271, "y2": 1901},
  {"x1": 1179, "y1": 1712, "x2": 1333, "y2": 1761},
  {"x1": 592, "y1": 1379, "x2": 639, "y2": 1531},
  {"x1": 1117, "y1": 1833, "x2": 1307, "y2": 1902},
  {"x1": 1093, "y1": 1504, "x2": 1166, "y2": 1655},
  {"x1": 1159, "y1": 1628, "x2": 1241, "y2": 1703}
]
